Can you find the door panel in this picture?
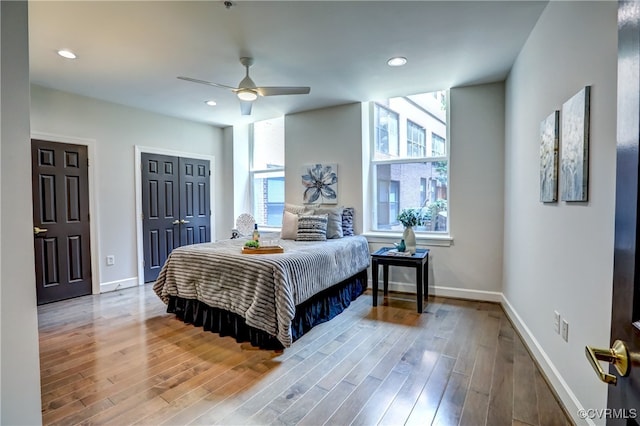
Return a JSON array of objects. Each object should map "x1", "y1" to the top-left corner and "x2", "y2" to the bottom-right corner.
[
  {"x1": 32, "y1": 139, "x2": 92, "y2": 305},
  {"x1": 602, "y1": 1, "x2": 640, "y2": 420},
  {"x1": 178, "y1": 157, "x2": 210, "y2": 247},
  {"x1": 142, "y1": 153, "x2": 180, "y2": 282},
  {"x1": 142, "y1": 153, "x2": 210, "y2": 282}
]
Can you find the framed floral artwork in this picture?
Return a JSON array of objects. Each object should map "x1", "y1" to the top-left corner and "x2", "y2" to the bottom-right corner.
[
  {"x1": 561, "y1": 86, "x2": 590, "y2": 202},
  {"x1": 540, "y1": 110, "x2": 559, "y2": 202},
  {"x1": 301, "y1": 163, "x2": 338, "y2": 204}
]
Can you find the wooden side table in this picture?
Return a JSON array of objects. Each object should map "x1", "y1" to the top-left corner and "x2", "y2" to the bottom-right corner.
[{"x1": 371, "y1": 247, "x2": 430, "y2": 313}]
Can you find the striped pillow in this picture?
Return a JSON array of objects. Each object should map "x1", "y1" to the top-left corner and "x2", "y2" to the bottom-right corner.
[{"x1": 296, "y1": 214, "x2": 328, "y2": 241}]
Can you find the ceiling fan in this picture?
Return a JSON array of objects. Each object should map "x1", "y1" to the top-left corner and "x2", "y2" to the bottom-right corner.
[{"x1": 178, "y1": 57, "x2": 311, "y2": 116}]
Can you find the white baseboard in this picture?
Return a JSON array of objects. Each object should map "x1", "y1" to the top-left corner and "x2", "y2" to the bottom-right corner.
[
  {"x1": 500, "y1": 295, "x2": 589, "y2": 426},
  {"x1": 431, "y1": 285, "x2": 503, "y2": 302},
  {"x1": 372, "y1": 280, "x2": 503, "y2": 303},
  {"x1": 100, "y1": 277, "x2": 139, "y2": 293}
]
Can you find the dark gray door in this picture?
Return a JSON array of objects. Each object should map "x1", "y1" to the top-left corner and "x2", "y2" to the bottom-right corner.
[
  {"x1": 142, "y1": 153, "x2": 210, "y2": 282},
  {"x1": 31, "y1": 139, "x2": 92, "y2": 304},
  {"x1": 602, "y1": 1, "x2": 640, "y2": 420},
  {"x1": 142, "y1": 153, "x2": 181, "y2": 282},
  {"x1": 179, "y1": 157, "x2": 210, "y2": 246}
]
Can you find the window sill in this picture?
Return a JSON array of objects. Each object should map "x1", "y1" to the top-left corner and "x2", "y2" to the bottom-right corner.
[
  {"x1": 363, "y1": 231, "x2": 453, "y2": 247},
  {"x1": 259, "y1": 226, "x2": 282, "y2": 234}
]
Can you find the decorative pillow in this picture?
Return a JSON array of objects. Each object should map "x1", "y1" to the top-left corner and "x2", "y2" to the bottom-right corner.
[
  {"x1": 313, "y1": 206, "x2": 344, "y2": 239},
  {"x1": 281, "y1": 210, "x2": 315, "y2": 239},
  {"x1": 342, "y1": 207, "x2": 354, "y2": 236},
  {"x1": 284, "y1": 203, "x2": 308, "y2": 214},
  {"x1": 280, "y1": 211, "x2": 299, "y2": 240},
  {"x1": 296, "y1": 214, "x2": 328, "y2": 241}
]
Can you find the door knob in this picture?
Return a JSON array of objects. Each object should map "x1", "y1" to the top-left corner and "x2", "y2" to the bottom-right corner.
[
  {"x1": 172, "y1": 220, "x2": 180, "y2": 225},
  {"x1": 33, "y1": 226, "x2": 48, "y2": 235},
  {"x1": 180, "y1": 219, "x2": 190, "y2": 224},
  {"x1": 585, "y1": 340, "x2": 630, "y2": 385}
]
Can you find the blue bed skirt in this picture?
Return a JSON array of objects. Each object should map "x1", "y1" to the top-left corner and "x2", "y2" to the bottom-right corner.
[{"x1": 166, "y1": 268, "x2": 368, "y2": 350}]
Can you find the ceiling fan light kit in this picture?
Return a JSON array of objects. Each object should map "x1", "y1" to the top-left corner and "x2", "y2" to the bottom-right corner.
[
  {"x1": 237, "y1": 89, "x2": 258, "y2": 101},
  {"x1": 178, "y1": 57, "x2": 310, "y2": 115}
]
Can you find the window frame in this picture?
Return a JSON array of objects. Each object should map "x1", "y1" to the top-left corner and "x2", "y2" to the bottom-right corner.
[
  {"x1": 249, "y1": 117, "x2": 285, "y2": 229},
  {"x1": 369, "y1": 93, "x2": 450, "y2": 237},
  {"x1": 407, "y1": 119, "x2": 426, "y2": 158},
  {"x1": 431, "y1": 132, "x2": 446, "y2": 157},
  {"x1": 374, "y1": 103, "x2": 399, "y2": 157}
]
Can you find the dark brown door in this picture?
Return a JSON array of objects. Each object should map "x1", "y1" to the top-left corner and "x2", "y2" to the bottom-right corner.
[
  {"x1": 31, "y1": 139, "x2": 92, "y2": 305},
  {"x1": 597, "y1": 1, "x2": 640, "y2": 421},
  {"x1": 142, "y1": 153, "x2": 180, "y2": 282},
  {"x1": 142, "y1": 153, "x2": 210, "y2": 282}
]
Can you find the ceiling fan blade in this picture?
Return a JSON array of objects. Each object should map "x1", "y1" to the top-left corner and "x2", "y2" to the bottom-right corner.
[
  {"x1": 240, "y1": 100, "x2": 253, "y2": 116},
  {"x1": 177, "y1": 76, "x2": 238, "y2": 91},
  {"x1": 257, "y1": 86, "x2": 311, "y2": 96}
]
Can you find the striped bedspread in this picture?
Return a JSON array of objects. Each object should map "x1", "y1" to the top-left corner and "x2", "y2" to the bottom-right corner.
[{"x1": 153, "y1": 235, "x2": 370, "y2": 347}]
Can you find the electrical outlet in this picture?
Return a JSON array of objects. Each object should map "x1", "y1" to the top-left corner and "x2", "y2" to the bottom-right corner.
[
  {"x1": 561, "y1": 319, "x2": 569, "y2": 342},
  {"x1": 554, "y1": 311, "x2": 561, "y2": 334},
  {"x1": 106, "y1": 255, "x2": 115, "y2": 266}
]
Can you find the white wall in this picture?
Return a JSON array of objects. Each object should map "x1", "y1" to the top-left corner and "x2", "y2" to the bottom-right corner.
[
  {"x1": 0, "y1": 1, "x2": 42, "y2": 423},
  {"x1": 285, "y1": 103, "x2": 364, "y2": 234},
  {"x1": 220, "y1": 126, "x2": 235, "y2": 236},
  {"x1": 444, "y1": 83, "x2": 505, "y2": 295},
  {"x1": 30, "y1": 85, "x2": 227, "y2": 290},
  {"x1": 503, "y1": 2, "x2": 617, "y2": 423},
  {"x1": 231, "y1": 124, "x2": 251, "y2": 221}
]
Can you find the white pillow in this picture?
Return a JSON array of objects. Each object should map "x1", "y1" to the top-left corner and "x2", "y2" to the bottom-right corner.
[
  {"x1": 280, "y1": 210, "x2": 299, "y2": 240},
  {"x1": 313, "y1": 206, "x2": 344, "y2": 239}
]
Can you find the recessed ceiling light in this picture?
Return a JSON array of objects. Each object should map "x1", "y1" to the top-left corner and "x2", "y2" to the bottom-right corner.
[
  {"x1": 387, "y1": 56, "x2": 407, "y2": 67},
  {"x1": 205, "y1": 100, "x2": 217, "y2": 106},
  {"x1": 57, "y1": 49, "x2": 77, "y2": 59}
]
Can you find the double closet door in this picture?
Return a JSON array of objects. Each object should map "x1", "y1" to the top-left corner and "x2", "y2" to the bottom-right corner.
[{"x1": 142, "y1": 153, "x2": 211, "y2": 282}]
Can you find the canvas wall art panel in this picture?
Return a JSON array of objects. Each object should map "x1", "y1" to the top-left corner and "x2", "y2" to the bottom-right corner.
[
  {"x1": 561, "y1": 86, "x2": 590, "y2": 202},
  {"x1": 301, "y1": 163, "x2": 338, "y2": 204},
  {"x1": 540, "y1": 110, "x2": 559, "y2": 202}
]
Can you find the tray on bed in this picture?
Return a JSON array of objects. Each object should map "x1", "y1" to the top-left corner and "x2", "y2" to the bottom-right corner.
[{"x1": 241, "y1": 245, "x2": 284, "y2": 254}]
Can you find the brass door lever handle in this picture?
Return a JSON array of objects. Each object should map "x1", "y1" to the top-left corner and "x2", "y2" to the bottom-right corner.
[
  {"x1": 585, "y1": 340, "x2": 630, "y2": 385},
  {"x1": 34, "y1": 226, "x2": 48, "y2": 235}
]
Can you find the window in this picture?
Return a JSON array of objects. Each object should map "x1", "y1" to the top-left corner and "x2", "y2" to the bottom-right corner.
[
  {"x1": 376, "y1": 170, "x2": 400, "y2": 229},
  {"x1": 407, "y1": 120, "x2": 426, "y2": 157},
  {"x1": 420, "y1": 177, "x2": 427, "y2": 206},
  {"x1": 431, "y1": 133, "x2": 446, "y2": 157},
  {"x1": 251, "y1": 117, "x2": 285, "y2": 227},
  {"x1": 371, "y1": 91, "x2": 449, "y2": 233},
  {"x1": 374, "y1": 104, "x2": 399, "y2": 157}
]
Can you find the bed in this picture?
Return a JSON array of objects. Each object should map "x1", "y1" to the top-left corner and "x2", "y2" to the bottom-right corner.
[{"x1": 153, "y1": 234, "x2": 370, "y2": 349}]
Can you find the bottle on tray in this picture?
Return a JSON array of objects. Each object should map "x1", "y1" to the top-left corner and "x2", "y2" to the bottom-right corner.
[{"x1": 252, "y1": 223, "x2": 260, "y2": 243}]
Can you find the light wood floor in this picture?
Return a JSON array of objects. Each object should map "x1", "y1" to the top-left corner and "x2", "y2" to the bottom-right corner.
[{"x1": 38, "y1": 284, "x2": 572, "y2": 426}]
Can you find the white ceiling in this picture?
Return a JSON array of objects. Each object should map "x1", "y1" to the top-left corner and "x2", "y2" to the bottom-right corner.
[{"x1": 28, "y1": 1, "x2": 548, "y2": 128}]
